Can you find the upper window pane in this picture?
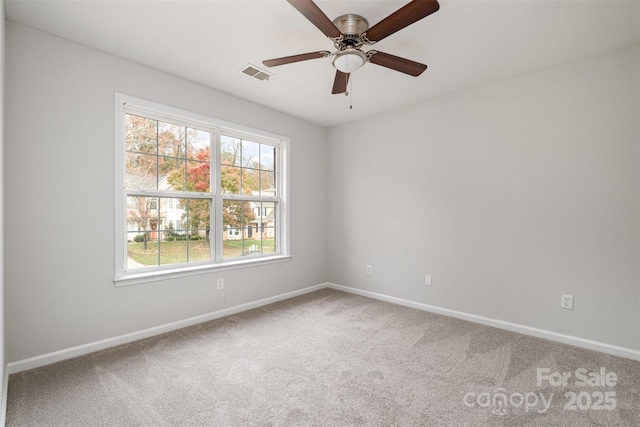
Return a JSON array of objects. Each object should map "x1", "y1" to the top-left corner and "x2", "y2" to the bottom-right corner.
[
  {"x1": 260, "y1": 171, "x2": 276, "y2": 196},
  {"x1": 125, "y1": 115, "x2": 156, "y2": 154},
  {"x1": 188, "y1": 129, "x2": 210, "y2": 160},
  {"x1": 221, "y1": 135, "x2": 241, "y2": 166},
  {"x1": 242, "y1": 140, "x2": 260, "y2": 168},
  {"x1": 261, "y1": 146, "x2": 275, "y2": 172},
  {"x1": 187, "y1": 159, "x2": 211, "y2": 193},
  {"x1": 125, "y1": 114, "x2": 211, "y2": 193},
  {"x1": 158, "y1": 121, "x2": 185, "y2": 158},
  {"x1": 220, "y1": 134, "x2": 277, "y2": 196},
  {"x1": 126, "y1": 152, "x2": 158, "y2": 190},
  {"x1": 241, "y1": 168, "x2": 258, "y2": 195}
]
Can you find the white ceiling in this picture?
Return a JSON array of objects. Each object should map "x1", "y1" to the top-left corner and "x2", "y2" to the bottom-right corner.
[{"x1": 5, "y1": 0, "x2": 640, "y2": 127}]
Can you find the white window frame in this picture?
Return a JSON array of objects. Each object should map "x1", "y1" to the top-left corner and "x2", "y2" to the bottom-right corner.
[{"x1": 114, "y1": 93, "x2": 290, "y2": 286}]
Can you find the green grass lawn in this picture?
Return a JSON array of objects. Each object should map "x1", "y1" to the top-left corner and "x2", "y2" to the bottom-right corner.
[
  {"x1": 128, "y1": 240, "x2": 210, "y2": 265},
  {"x1": 128, "y1": 238, "x2": 275, "y2": 265},
  {"x1": 223, "y1": 238, "x2": 275, "y2": 258}
]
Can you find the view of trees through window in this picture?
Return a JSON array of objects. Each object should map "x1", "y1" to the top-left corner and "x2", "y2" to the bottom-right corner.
[
  {"x1": 125, "y1": 114, "x2": 278, "y2": 270},
  {"x1": 220, "y1": 135, "x2": 277, "y2": 258}
]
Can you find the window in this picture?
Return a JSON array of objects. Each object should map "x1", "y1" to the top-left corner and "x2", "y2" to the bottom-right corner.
[
  {"x1": 220, "y1": 134, "x2": 279, "y2": 258},
  {"x1": 115, "y1": 94, "x2": 289, "y2": 283}
]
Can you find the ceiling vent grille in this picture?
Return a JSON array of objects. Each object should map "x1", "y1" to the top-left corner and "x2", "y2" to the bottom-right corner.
[{"x1": 241, "y1": 64, "x2": 272, "y2": 81}]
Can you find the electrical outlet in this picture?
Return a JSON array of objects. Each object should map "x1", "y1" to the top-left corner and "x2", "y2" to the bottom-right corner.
[
  {"x1": 425, "y1": 275, "x2": 432, "y2": 286},
  {"x1": 561, "y1": 294, "x2": 573, "y2": 310},
  {"x1": 217, "y1": 278, "x2": 224, "y2": 290},
  {"x1": 366, "y1": 265, "x2": 372, "y2": 276}
]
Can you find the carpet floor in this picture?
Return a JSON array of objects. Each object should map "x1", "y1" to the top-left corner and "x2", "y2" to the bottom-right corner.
[{"x1": 6, "y1": 288, "x2": 640, "y2": 426}]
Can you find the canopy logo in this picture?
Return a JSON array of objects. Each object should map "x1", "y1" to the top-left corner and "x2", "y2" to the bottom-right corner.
[
  {"x1": 537, "y1": 367, "x2": 617, "y2": 411},
  {"x1": 462, "y1": 367, "x2": 618, "y2": 416},
  {"x1": 463, "y1": 388, "x2": 553, "y2": 416}
]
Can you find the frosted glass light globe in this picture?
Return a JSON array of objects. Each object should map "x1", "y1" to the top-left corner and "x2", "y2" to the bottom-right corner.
[{"x1": 332, "y1": 49, "x2": 366, "y2": 73}]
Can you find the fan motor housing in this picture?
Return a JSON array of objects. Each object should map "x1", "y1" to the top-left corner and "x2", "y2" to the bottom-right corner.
[{"x1": 333, "y1": 14, "x2": 369, "y2": 35}]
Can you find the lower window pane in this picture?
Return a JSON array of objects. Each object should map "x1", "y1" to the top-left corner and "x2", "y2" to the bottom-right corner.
[
  {"x1": 159, "y1": 237, "x2": 187, "y2": 266},
  {"x1": 127, "y1": 196, "x2": 213, "y2": 268},
  {"x1": 222, "y1": 200, "x2": 277, "y2": 259},
  {"x1": 188, "y1": 231, "x2": 211, "y2": 262},
  {"x1": 184, "y1": 199, "x2": 211, "y2": 233},
  {"x1": 243, "y1": 230, "x2": 262, "y2": 256},
  {"x1": 127, "y1": 231, "x2": 159, "y2": 269},
  {"x1": 223, "y1": 200, "x2": 247, "y2": 259},
  {"x1": 261, "y1": 228, "x2": 277, "y2": 254}
]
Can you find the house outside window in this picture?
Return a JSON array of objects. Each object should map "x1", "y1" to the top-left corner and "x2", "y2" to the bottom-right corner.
[{"x1": 115, "y1": 94, "x2": 290, "y2": 284}]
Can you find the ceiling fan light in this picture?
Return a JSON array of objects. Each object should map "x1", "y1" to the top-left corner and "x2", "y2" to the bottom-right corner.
[{"x1": 332, "y1": 49, "x2": 366, "y2": 73}]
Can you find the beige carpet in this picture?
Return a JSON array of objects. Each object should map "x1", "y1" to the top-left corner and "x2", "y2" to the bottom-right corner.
[{"x1": 6, "y1": 288, "x2": 640, "y2": 426}]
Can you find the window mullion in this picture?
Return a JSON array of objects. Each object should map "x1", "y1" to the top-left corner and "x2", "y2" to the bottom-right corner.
[
  {"x1": 185, "y1": 199, "x2": 190, "y2": 263},
  {"x1": 126, "y1": 189, "x2": 212, "y2": 199},
  {"x1": 156, "y1": 197, "x2": 161, "y2": 267},
  {"x1": 183, "y1": 125, "x2": 188, "y2": 264},
  {"x1": 155, "y1": 120, "x2": 160, "y2": 191},
  {"x1": 214, "y1": 130, "x2": 224, "y2": 262},
  {"x1": 222, "y1": 194, "x2": 279, "y2": 203}
]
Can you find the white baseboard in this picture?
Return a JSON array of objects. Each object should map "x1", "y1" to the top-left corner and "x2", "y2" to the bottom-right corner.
[
  {"x1": 7, "y1": 281, "x2": 640, "y2": 377},
  {"x1": 327, "y1": 283, "x2": 640, "y2": 362},
  {"x1": 0, "y1": 366, "x2": 7, "y2": 426},
  {"x1": 6, "y1": 283, "x2": 326, "y2": 375}
]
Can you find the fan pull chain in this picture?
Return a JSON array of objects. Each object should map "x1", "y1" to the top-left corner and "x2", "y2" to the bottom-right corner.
[
  {"x1": 345, "y1": 74, "x2": 353, "y2": 110},
  {"x1": 350, "y1": 87, "x2": 353, "y2": 110}
]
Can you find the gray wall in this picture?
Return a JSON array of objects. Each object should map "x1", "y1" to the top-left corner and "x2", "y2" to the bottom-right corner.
[
  {"x1": 4, "y1": 21, "x2": 327, "y2": 363},
  {"x1": 327, "y1": 43, "x2": 640, "y2": 350},
  {"x1": 1, "y1": 0, "x2": 6, "y2": 405},
  {"x1": 4, "y1": 19, "x2": 640, "y2": 364}
]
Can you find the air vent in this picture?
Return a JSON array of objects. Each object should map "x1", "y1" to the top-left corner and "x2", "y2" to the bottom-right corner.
[{"x1": 240, "y1": 64, "x2": 272, "y2": 81}]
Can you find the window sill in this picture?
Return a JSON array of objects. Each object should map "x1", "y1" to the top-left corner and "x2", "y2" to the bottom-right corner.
[{"x1": 114, "y1": 255, "x2": 292, "y2": 287}]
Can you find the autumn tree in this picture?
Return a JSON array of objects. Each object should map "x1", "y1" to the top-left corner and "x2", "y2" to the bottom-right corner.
[
  {"x1": 128, "y1": 197, "x2": 157, "y2": 250},
  {"x1": 125, "y1": 114, "x2": 160, "y2": 249},
  {"x1": 166, "y1": 146, "x2": 214, "y2": 242},
  {"x1": 220, "y1": 138, "x2": 257, "y2": 229}
]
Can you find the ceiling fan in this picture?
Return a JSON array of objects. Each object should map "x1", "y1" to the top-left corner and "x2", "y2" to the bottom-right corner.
[{"x1": 262, "y1": 0, "x2": 440, "y2": 95}]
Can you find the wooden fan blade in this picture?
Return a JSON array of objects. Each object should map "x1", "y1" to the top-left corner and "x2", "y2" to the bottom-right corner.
[
  {"x1": 263, "y1": 51, "x2": 328, "y2": 67},
  {"x1": 332, "y1": 70, "x2": 350, "y2": 94},
  {"x1": 287, "y1": 0, "x2": 342, "y2": 39},
  {"x1": 364, "y1": 0, "x2": 440, "y2": 43},
  {"x1": 368, "y1": 51, "x2": 427, "y2": 76}
]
